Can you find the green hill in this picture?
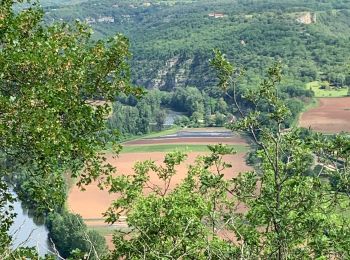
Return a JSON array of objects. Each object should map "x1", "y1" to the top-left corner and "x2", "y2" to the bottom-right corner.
[{"x1": 42, "y1": 0, "x2": 350, "y2": 90}]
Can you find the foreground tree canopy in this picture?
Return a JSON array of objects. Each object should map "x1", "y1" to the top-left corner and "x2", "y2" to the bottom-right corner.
[{"x1": 0, "y1": 0, "x2": 141, "y2": 257}]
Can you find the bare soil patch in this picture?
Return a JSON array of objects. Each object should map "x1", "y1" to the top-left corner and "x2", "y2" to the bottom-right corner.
[
  {"x1": 68, "y1": 152, "x2": 252, "y2": 220},
  {"x1": 68, "y1": 128, "x2": 252, "y2": 247},
  {"x1": 299, "y1": 97, "x2": 350, "y2": 133},
  {"x1": 105, "y1": 235, "x2": 114, "y2": 250}
]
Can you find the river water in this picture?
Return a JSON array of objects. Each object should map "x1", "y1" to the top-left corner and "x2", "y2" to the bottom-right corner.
[
  {"x1": 9, "y1": 196, "x2": 51, "y2": 257},
  {"x1": 164, "y1": 110, "x2": 185, "y2": 125}
]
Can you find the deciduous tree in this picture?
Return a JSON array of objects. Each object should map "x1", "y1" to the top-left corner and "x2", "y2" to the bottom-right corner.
[
  {"x1": 0, "y1": 0, "x2": 141, "y2": 256},
  {"x1": 211, "y1": 49, "x2": 350, "y2": 259}
]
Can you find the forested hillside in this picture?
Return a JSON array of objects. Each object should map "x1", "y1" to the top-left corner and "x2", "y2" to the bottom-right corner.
[{"x1": 42, "y1": 0, "x2": 350, "y2": 90}]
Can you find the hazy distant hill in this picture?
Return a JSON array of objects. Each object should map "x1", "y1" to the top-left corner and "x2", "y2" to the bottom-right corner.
[
  {"x1": 40, "y1": 0, "x2": 90, "y2": 6},
  {"x1": 41, "y1": 0, "x2": 350, "y2": 90}
]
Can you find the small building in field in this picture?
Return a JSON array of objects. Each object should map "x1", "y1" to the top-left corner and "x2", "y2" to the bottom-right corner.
[
  {"x1": 208, "y1": 12, "x2": 226, "y2": 18},
  {"x1": 97, "y1": 16, "x2": 115, "y2": 23}
]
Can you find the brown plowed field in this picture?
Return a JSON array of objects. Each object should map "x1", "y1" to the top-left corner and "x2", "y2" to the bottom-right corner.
[
  {"x1": 299, "y1": 97, "x2": 350, "y2": 133},
  {"x1": 68, "y1": 152, "x2": 251, "y2": 220}
]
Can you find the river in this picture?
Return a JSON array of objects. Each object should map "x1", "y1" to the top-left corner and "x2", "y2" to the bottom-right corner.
[
  {"x1": 8, "y1": 195, "x2": 52, "y2": 257},
  {"x1": 164, "y1": 110, "x2": 185, "y2": 125}
]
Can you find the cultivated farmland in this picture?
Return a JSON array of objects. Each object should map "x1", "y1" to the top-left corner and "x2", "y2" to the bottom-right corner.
[
  {"x1": 68, "y1": 152, "x2": 251, "y2": 219},
  {"x1": 299, "y1": 97, "x2": 350, "y2": 133},
  {"x1": 67, "y1": 128, "x2": 251, "y2": 246}
]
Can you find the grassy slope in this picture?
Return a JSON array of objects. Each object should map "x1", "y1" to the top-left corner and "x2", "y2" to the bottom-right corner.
[
  {"x1": 306, "y1": 81, "x2": 348, "y2": 98},
  {"x1": 119, "y1": 126, "x2": 182, "y2": 143}
]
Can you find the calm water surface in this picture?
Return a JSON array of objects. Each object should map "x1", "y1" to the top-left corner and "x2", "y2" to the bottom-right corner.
[{"x1": 9, "y1": 195, "x2": 51, "y2": 257}]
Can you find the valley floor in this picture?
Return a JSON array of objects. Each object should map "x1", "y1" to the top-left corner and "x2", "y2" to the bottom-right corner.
[
  {"x1": 299, "y1": 97, "x2": 350, "y2": 133},
  {"x1": 67, "y1": 128, "x2": 252, "y2": 248}
]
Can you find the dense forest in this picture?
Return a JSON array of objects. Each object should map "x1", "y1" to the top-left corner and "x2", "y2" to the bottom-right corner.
[{"x1": 42, "y1": 0, "x2": 350, "y2": 90}]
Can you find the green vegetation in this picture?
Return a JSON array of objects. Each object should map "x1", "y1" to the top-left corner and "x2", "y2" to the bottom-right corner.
[
  {"x1": 42, "y1": 0, "x2": 350, "y2": 92},
  {"x1": 108, "y1": 83, "x2": 313, "y2": 139},
  {"x1": 0, "y1": 0, "x2": 138, "y2": 257},
  {"x1": 120, "y1": 144, "x2": 248, "y2": 153},
  {"x1": 307, "y1": 81, "x2": 349, "y2": 97},
  {"x1": 1, "y1": 0, "x2": 350, "y2": 259},
  {"x1": 47, "y1": 211, "x2": 108, "y2": 259},
  {"x1": 75, "y1": 0, "x2": 327, "y2": 138},
  {"x1": 119, "y1": 126, "x2": 182, "y2": 143},
  {"x1": 88, "y1": 225, "x2": 120, "y2": 236},
  {"x1": 105, "y1": 146, "x2": 241, "y2": 258},
  {"x1": 108, "y1": 87, "x2": 236, "y2": 137}
]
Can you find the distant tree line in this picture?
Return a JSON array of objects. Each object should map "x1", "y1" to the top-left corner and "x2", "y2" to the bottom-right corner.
[
  {"x1": 108, "y1": 82, "x2": 313, "y2": 138},
  {"x1": 47, "y1": 211, "x2": 107, "y2": 259}
]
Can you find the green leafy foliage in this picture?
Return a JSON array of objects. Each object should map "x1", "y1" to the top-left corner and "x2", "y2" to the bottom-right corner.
[
  {"x1": 211, "y1": 52, "x2": 350, "y2": 258},
  {"x1": 105, "y1": 147, "x2": 243, "y2": 259},
  {"x1": 47, "y1": 211, "x2": 108, "y2": 259},
  {"x1": 1, "y1": 1, "x2": 350, "y2": 259},
  {"x1": 0, "y1": 0, "x2": 140, "y2": 256}
]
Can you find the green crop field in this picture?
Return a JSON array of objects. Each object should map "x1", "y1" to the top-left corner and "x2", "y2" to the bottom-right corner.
[
  {"x1": 307, "y1": 81, "x2": 349, "y2": 98},
  {"x1": 120, "y1": 144, "x2": 249, "y2": 154}
]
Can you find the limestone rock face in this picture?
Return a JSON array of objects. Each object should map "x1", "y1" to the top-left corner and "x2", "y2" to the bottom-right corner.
[
  {"x1": 148, "y1": 55, "x2": 208, "y2": 90},
  {"x1": 296, "y1": 12, "x2": 317, "y2": 25}
]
